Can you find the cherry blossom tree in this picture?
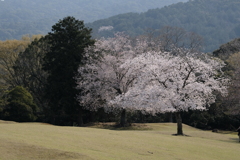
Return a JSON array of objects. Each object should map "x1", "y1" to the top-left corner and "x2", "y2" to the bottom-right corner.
[
  {"x1": 110, "y1": 51, "x2": 229, "y2": 134},
  {"x1": 77, "y1": 33, "x2": 144, "y2": 126},
  {"x1": 143, "y1": 26, "x2": 203, "y2": 53}
]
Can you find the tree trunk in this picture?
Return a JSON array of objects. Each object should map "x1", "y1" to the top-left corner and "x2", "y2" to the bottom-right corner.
[
  {"x1": 77, "y1": 109, "x2": 83, "y2": 126},
  {"x1": 51, "y1": 115, "x2": 56, "y2": 125},
  {"x1": 175, "y1": 112, "x2": 183, "y2": 135},
  {"x1": 120, "y1": 109, "x2": 126, "y2": 127},
  {"x1": 168, "y1": 112, "x2": 173, "y2": 122}
]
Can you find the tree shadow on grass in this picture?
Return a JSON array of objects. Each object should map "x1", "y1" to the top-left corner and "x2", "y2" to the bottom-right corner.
[
  {"x1": 227, "y1": 138, "x2": 240, "y2": 143},
  {"x1": 84, "y1": 122, "x2": 152, "y2": 130},
  {"x1": 172, "y1": 134, "x2": 191, "y2": 137},
  {"x1": 212, "y1": 137, "x2": 240, "y2": 144}
]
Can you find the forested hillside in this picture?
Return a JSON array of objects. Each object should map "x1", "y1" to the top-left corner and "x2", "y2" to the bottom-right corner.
[
  {"x1": 87, "y1": 0, "x2": 240, "y2": 52},
  {"x1": 0, "y1": 0, "x2": 187, "y2": 40}
]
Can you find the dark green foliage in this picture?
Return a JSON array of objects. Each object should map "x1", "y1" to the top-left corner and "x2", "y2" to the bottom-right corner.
[
  {"x1": 126, "y1": 111, "x2": 164, "y2": 124},
  {"x1": 181, "y1": 109, "x2": 240, "y2": 130},
  {"x1": 13, "y1": 37, "x2": 49, "y2": 112},
  {"x1": 43, "y1": 16, "x2": 95, "y2": 126},
  {"x1": 2, "y1": 86, "x2": 38, "y2": 122},
  {"x1": 88, "y1": 0, "x2": 240, "y2": 52}
]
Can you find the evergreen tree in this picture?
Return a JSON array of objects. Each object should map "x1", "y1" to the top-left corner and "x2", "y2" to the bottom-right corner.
[
  {"x1": 43, "y1": 16, "x2": 95, "y2": 126},
  {"x1": 3, "y1": 86, "x2": 38, "y2": 122}
]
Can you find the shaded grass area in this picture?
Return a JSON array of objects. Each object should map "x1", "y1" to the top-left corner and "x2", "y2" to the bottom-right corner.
[
  {"x1": 0, "y1": 121, "x2": 239, "y2": 160},
  {"x1": 85, "y1": 122, "x2": 152, "y2": 130}
]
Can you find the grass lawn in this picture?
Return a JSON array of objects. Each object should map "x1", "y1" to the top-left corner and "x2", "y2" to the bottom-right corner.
[{"x1": 0, "y1": 120, "x2": 239, "y2": 160}]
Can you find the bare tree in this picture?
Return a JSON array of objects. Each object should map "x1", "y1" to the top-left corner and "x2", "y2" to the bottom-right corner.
[
  {"x1": 142, "y1": 26, "x2": 203, "y2": 53},
  {"x1": 0, "y1": 35, "x2": 41, "y2": 89}
]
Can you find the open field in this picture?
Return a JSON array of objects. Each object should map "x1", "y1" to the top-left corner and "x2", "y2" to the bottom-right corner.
[{"x1": 0, "y1": 120, "x2": 239, "y2": 160}]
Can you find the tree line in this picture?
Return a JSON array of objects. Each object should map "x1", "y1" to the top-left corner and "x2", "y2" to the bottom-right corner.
[{"x1": 0, "y1": 16, "x2": 239, "y2": 134}]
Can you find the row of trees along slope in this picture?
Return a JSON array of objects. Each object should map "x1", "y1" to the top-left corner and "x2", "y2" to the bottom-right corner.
[
  {"x1": 0, "y1": 16, "x2": 231, "y2": 135},
  {"x1": 0, "y1": 0, "x2": 187, "y2": 40},
  {"x1": 87, "y1": 0, "x2": 240, "y2": 52}
]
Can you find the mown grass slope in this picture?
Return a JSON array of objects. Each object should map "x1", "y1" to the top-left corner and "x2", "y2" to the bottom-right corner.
[{"x1": 0, "y1": 121, "x2": 239, "y2": 160}]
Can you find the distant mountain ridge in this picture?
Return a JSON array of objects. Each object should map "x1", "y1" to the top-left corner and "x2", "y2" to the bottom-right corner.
[
  {"x1": 0, "y1": 0, "x2": 187, "y2": 40},
  {"x1": 87, "y1": 0, "x2": 240, "y2": 52}
]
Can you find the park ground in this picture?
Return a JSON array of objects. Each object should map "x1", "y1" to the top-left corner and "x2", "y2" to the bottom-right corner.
[{"x1": 0, "y1": 120, "x2": 239, "y2": 160}]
